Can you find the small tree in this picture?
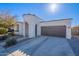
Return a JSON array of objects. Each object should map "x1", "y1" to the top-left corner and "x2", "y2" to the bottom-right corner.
[
  {"x1": 0, "y1": 11, "x2": 17, "y2": 35},
  {"x1": 0, "y1": 12, "x2": 17, "y2": 28},
  {"x1": 0, "y1": 27, "x2": 8, "y2": 35}
]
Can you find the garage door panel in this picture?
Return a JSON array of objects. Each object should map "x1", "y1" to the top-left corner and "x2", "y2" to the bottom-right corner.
[{"x1": 41, "y1": 26, "x2": 66, "y2": 37}]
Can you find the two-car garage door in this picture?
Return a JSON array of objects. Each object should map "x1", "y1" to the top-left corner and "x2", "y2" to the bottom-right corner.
[{"x1": 41, "y1": 26, "x2": 66, "y2": 37}]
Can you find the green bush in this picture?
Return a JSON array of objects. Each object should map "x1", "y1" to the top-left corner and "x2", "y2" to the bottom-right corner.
[
  {"x1": 5, "y1": 39, "x2": 17, "y2": 47},
  {"x1": 8, "y1": 32, "x2": 15, "y2": 36},
  {"x1": 0, "y1": 35, "x2": 8, "y2": 40},
  {"x1": 0, "y1": 28, "x2": 8, "y2": 35}
]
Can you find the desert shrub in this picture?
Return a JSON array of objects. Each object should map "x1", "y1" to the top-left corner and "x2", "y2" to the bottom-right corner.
[
  {"x1": 5, "y1": 38, "x2": 17, "y2": 47},
  {"x1": 0, "y1": 35, "x2": 8, "y2": 40},
  {"x1": 0, "y1": 28, "x2": 8, "y2": 35},
  {"x1": 8, "y1": 32, "x2": 15, "y2": 36},
  {"x1": 8, "y1": 28, "x2": 15, "y2": 36}
]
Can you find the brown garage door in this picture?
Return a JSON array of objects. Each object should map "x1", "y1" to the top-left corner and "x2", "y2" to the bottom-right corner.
[{"x1": 41, "y1": 26, "x2": 66, "y2": 37}]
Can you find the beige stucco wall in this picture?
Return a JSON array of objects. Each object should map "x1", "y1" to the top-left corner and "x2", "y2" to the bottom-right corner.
[
  {"x1": 39, "y1": 19, "x2": 72, "y2": 39},
  {"x1": 15, "y1": 22, "x2": 23, "y2": 35},
  {"x1": 66, "y1": 22, "x2": 72, "y2": 39},
  {"x1": 23, "y1": 14, "x2": 41, "y2": 38},
  {"x1": 40, "y1": 19, "x2": 71, "y2": 26},
  {"x1": 16, "y1": 14, "x2": 72, "y2": 39}
]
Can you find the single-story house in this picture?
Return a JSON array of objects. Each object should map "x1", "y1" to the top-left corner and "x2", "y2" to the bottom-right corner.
[{"x1": 15, "y1": 14, "x2": 72, "y2": 39}]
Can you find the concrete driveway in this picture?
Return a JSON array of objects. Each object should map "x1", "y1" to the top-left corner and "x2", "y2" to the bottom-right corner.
[
  {"x1": 6, "y1": 36, "x2": 74, "y2": 56},
  {"x1": 68, "y1": 35, "x2": 79, "y2": 56},
  {"x1": 32, "y1": 36, "x2": 74, "y2": 56}
]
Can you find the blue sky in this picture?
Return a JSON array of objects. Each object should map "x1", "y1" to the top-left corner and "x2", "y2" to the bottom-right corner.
[{"x1": 0, "y1": 3, "x2": 79, "y2": 26}]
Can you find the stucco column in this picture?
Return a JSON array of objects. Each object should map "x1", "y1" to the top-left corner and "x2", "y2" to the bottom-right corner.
[
  {"x1": 23, "y1": 22, "x2": 26, "y2": 37},
  {"x1": 66, "y1": 24, "x2": 72, "y2": 39},
  {"x1": 37, "y1": 24, "x2": 41, "y2": 36}
]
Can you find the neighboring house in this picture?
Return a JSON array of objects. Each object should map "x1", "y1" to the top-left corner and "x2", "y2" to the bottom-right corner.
[
  {"x1": 71, "y1": 26, "x2": 79, "y2": 35},
  {"x1": 15, "y1": 14, "x2": 72, "y2": 39}
]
